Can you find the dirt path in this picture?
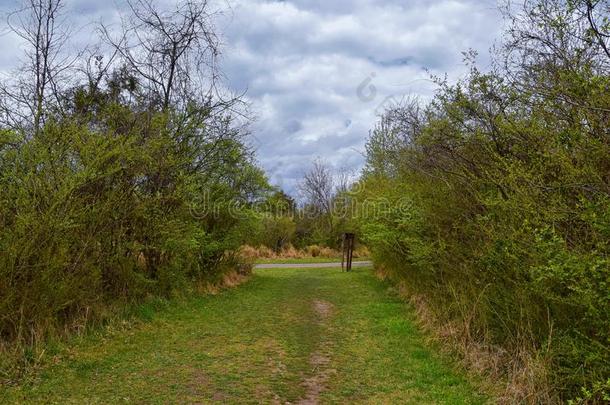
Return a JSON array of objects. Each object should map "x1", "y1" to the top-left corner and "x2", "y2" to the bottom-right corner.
[
  {"x1": 2, "y1": 266, "x2": 486, "y2": 404},
  {"x1": 296, "y1": 300, "x2": 335, "y2": 405}
]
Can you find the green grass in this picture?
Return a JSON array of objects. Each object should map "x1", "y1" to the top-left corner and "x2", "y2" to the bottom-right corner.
[
  {"x1": 254, "y1": 257, "x2": 370, "y2": 264},
  {"x1": 1, "y1": 267, "x2": 487, "y2": 404}
]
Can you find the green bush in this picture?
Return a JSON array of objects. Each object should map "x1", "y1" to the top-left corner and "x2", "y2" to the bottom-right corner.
[
  {"x1": 356, "y1": 1, "x2": 610, "y2": 400},
  {"x1": 0, "y1": 105, "x2": 268, "y2": 362}
]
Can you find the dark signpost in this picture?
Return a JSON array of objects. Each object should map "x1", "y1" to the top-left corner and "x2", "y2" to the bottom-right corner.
[{"x1": 341, "y1": 233, "x2": 355, "y2": 272}]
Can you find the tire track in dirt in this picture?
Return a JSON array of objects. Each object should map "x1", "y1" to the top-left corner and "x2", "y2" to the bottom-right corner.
[{"x1": 296, "y1": 299, "x2": 336, "y2": 405}]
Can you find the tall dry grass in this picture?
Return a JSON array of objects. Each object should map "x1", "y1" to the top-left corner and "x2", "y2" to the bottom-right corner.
[
  {"x1": 375, "y1": 266, "x2": 559, "y2": 404},
  {"x1": 239, "y1": 244, "x2": 370, "y2": 260}
]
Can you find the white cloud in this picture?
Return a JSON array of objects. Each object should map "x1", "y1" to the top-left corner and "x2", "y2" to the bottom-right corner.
[
  {"x1": 218, "y1": 0, "x2": 503, "y2": 193},
  {"x1": 0, "y1": 0, "x2": 504, "y2": 194}
]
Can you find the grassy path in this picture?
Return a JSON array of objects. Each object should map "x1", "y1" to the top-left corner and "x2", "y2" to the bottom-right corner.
[{"x1": 2, "y1": 267, "x2": 486, "y2": 404}]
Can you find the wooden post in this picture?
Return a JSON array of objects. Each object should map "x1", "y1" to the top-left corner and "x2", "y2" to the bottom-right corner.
[
  {"x1": 342, "y1": 233, "x2": 355, "y2": 272},
  {"x1": 341, "y1": 235, "x2": 345, "y2": 271},
  {"x1": 348, "y1": 233, "x2": 354, "y2": 272}
]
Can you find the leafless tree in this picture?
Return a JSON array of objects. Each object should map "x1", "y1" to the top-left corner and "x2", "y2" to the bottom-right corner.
[
  {"x1": 300, "y1": 160, "x2": 334, "y2": 215},
  {"x1": 298, "y1": 160, "x2": 357, "y2": 243},
  {"x1": 335, "y1": 168, "x2": 353, "y2": 195},
  {"x1": 365, "y1": 97, "x2": 424, "y2": 178},
  {"x1": 76, "y1": 47, "x2": 120, "y2": 102},
  {"x1": 0, "y1": 0, "x2": 75, "y2": 135},
  {"x1": 583, "y1": 0, "x2": 610, "y2": 60},
  {"x1": 102, "y1": 0, "x2": 222, "y2": 111},
  {"x1": 299, "y1": 159, "x2": 356, "y2": 235},
  {"x1": 501, "y1": 0, "x2": 610, "y2": 90}
]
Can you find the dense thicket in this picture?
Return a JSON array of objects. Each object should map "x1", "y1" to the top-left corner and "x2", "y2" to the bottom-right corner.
[
  {"x1": 247, "y1": 162, "x2": 358, "y2": 252},
  {"x1": 357, "y1": 0, "x2": 609, "y2": 401},
  {"x1": 0, "y1": 0, "x2": 269, "y2": 365}
]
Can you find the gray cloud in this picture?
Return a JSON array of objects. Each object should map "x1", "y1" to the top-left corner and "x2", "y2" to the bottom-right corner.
[
  {"x1": 219, "y1": 0, "x2": 503, "y2": 193},
  {"x1": 0, "y1": 0, "x2": 504, "y2": 194}
]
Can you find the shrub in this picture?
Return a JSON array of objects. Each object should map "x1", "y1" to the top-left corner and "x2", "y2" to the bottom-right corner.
[
  {"x1": 0, "y1": 112, "x2": 268, "y2": 374},
  {"x1": 356, "y1": 1, "x2": 610, "y2": 399}
]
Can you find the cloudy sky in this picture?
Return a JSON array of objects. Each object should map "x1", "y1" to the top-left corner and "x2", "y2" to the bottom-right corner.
[
  {"x1": 218, "y1": 0, "x2": 504, "y2": 193},
  {"x1": 0, "y1": 0, "x2": 504, "y2": 194}
]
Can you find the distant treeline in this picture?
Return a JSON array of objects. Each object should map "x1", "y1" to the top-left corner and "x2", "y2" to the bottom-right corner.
[{"x1": 246, "y1": 161, "x2": 360, "y2": 252}]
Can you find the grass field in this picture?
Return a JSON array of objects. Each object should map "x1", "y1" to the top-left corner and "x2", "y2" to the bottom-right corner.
[{"x1": 1, "y1": 266, "x2": 487, "y2": 404}]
